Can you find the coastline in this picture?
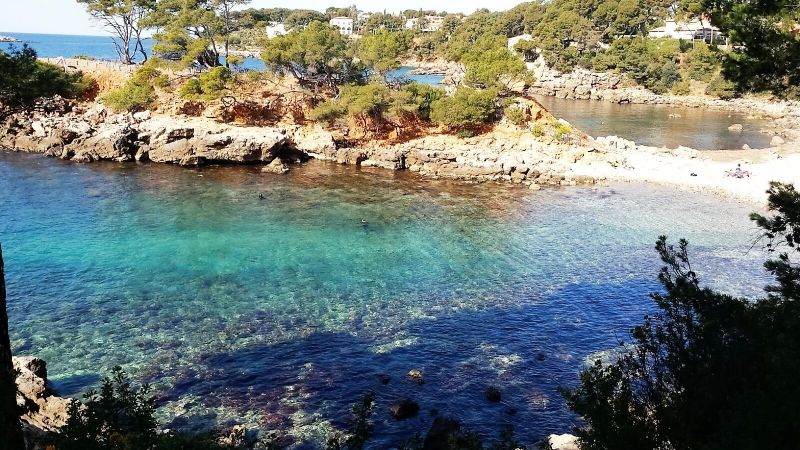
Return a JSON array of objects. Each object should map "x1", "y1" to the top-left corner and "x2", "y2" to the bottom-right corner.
[
  {"x1": 3, "y1": 103, "x2": 798, "y2": 204},
  {"x1": 1, "y1": 59, "x2": 798, "y2": 204}
]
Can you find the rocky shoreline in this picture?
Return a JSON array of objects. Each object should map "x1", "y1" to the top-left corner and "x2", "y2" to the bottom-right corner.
[
  {"x1": 526, "y1": 66, "x2": 800, "y2": 121},
  {"x1": 0, "y1": 98, "x2": 617, "y2": 188},
  {"x1": 2, "y1": 94, "x2": 799, "y2": 203}
]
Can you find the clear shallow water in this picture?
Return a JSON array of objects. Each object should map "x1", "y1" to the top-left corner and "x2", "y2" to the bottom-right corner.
[
  {"x1": 534, "y1": 94, "x2": 773, "y2": 150},
  {"x1": 0, "y1": 151, "x2": 768, "y2": 448}
]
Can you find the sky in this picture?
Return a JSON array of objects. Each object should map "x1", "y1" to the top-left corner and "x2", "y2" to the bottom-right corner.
[{"x1": 0, "y1": 0, "x2": 523, "y2": 36}]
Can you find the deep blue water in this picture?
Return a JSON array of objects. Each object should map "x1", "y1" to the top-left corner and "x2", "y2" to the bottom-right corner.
[
  {"x1": 0, "y1": 150, "x2": 768, "y2": 448},
  {"x1": 1, "y1": 32, "x2": 265, "y2": 71}
]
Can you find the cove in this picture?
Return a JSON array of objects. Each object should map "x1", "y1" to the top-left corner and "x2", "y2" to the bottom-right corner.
[
  {"x1": 533, "y1": 94, "x2": 772, "y2": 150},
  {"x1": 0, "y1": 151, "x2": 768, "y2": 447}
]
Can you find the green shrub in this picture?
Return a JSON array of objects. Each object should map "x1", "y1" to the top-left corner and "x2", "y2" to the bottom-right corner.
[
  {"x1": 563, "y1": 182, "x2": 800, "y2": 450},
  {"x1": 686, "y1": 42, "x2": 720, "y2": 81},
  {"x1": 430, "y1": 87, "x2": 498, "y2": 130},
  {"x1": 101, "y1": 60, "x2": 167, "y2": 112},
  {"x1": 179, "y1": 67, "x2": 231, "y2": 100},
  {"x1": 199, "y1": 67, "x2": 231, "y2": 96},
  {"x1": 0, "y1": 45, "x2": 91, "y2": 111},
  {"x1": 554, "y1": 122, "x2": 572, "y2": 141},
  {"x1": 49, "y1": 366, "x2": 240, "y2": 450},
  {"x1": 504, "y1": 105, "x2": 526, "y2": 127},
  {"x1": 706, "y1": 75, "x2": 737, "y2": 99},
  {"x1": 672, "y1": 79, "x2": 691, "y2": 95},
  {"x1": 178, "y1": 78, "x2": 203, "y2": 98},
  {"x1": 456, "y1": 129, "x2": 475, "y2": 139}
]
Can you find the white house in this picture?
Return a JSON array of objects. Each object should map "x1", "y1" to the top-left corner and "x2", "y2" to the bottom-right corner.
[
  {"x1": 265, "y1": 22, "x2": 287, "y2": 39},
  {"x1": 404, "y1": 15, "x2": 444, "y2": 32},
  {"x1": 648, "y1": 19, "x2": 723, "y2": 42},
  {"x1": 330, "y1": 17, "x2": 354, "y2": 35}
]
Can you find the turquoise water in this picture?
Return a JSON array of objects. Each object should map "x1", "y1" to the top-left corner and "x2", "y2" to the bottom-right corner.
[{"x1": 0, "y1": 151, "x2": 768, "y2": 447}]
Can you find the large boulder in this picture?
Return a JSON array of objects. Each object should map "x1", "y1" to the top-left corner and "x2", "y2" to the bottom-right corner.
[
  {"x1": 423, "y1": 417, "x2": 461, "y2": 450},
  {"x1": 13, "y1": 356, "x2": 72, "y2": 433},
  {"x1": 69, "y1": 124, "x2": 138, "y2": 162},
  {"x1": 548, "y1": 433, "x2": 579, "y2": 450},
  {"x1": 389, "y1": 399, "x2": 420, "y2": 420}
]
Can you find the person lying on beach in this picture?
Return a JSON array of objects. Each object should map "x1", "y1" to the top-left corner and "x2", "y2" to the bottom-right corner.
[{"x1": 725, "y1": 164, "x2": 751, "y2": 179}]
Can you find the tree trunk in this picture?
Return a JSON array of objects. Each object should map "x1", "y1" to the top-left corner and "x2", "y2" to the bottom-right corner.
[{"x1": 0, "y1": 243, "x2": 24, "y2": 450}]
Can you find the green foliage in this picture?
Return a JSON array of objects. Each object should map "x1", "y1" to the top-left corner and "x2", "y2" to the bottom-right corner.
[
  {"x1": 503, "y1": 105, "x2": 526, "y2": 127},
  {"x1": 144, "y1": 0, "x2": 250, "y2": 68},
  {"x1": 705, "y1": 75, "x2": 737, "y2": 99},
  {"x1": 699, "y1": 0, "x2": 800, "y2": 98},
  {"x1": 360, "y1": 13, "x2": 404, "y2": 34},
  {"x1": 311, "y1": 82, "x2": 445, "y2": 132},
  {"x1": 179, "y1": 67, "x2": 231, "y2": 100},
  {"x1": 0, "y1": 45, "x2": 91, "y2": 112},
  {"x1": 685, "y1": 42, "x2": 719, "y2": 81},
  {"x1": 49, "y1": 366, "x2": 242, "y2": 450},
  {"x1": 388, "y1": 82, "x2": 445, "y2": 122},
  {"x1": 261, "y1": 21, "x2": 364, "y2": 90},
  {"x1": 594, "y1": 38, "x2": 682, "y2": 93},
  {"x1": 284, "y1": 10, "x2": 327, "y2": 30},
  {"x1": 430, "y1": 87, "x2": 498, "y2": 130},
  {"x1": 458, "y1": 35, "x2": 527, "y2": 90},
  {"x1": 671, "y1": 78, "x2": 691, "y2": 95},
  {"x1": 563, "y1": 182, "x2": 800, "y2": 450},
  {"x1": 355, "y1": 31, "x2": 411, "y2": 75},
  {"x1": 554, "y1": 122, "x2": 572, "y2": 141},
  {"x1": 102, "y1": 60, "x2": 167, "y2": 112}
]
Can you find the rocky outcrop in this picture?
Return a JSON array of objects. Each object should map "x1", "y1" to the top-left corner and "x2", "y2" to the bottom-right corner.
[
  {"x1": 1, "y1": 107, "x2": 290, "y2": 168},
  {"x1": 548, "y1": 433, "x2": 580, "y2": 450},
  {"x1": 14, "y1": 356, "x2": 72, "y2": 433},
  {"x1": 389, "y1": 399, "x2": 420, "y2": 420},
  {"x1": 0, "y1": 101, "x2": 615, "y2": 187}
]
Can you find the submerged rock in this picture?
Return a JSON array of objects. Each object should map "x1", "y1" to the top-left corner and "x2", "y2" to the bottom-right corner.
[
  {"x1": 389, "y1": 399, "x2": 420, "y2": 420},
  {"x1": 728, "y1": 123, "x2": 743, "y2": 132},
  {"x1": 484, "y1": 386, "x2": 502, "y2": 402},
  {"x1": 262, "y1": 158, "x2": 289, "y2": 174},
  {"x1": 407, "y1": 369, "x2": 425, "y2": 384},
  {"x1": 423, "y1": 417, "x2": 461, "y2": 450}
]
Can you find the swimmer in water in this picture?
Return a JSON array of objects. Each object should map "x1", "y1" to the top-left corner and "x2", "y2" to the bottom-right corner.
[
  {"x1": 361, "y1": 218, "x2": 368, "y2": 228},
  {"x1": 259, "y1": 193, "x2": 265, "y2": 200}
]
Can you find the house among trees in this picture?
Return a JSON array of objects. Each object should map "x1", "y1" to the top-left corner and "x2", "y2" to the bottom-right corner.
[
  {"x1": 648, "y1": 18, "x2": 725, "y2": 43},
  {"x1": 265, "y1": 22, "x2": 287, "y2": 39},
  {"x1": 404, "y1": 15, "x2": 444, "y2": 32},
  {"x1": 329, "y1": 16, "x2": 354, "y2": 35}
]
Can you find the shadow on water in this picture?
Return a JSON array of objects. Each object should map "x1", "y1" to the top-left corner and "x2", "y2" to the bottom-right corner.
[{"x1": 144, "y1": 278, "x2": 657, "y2": 449}]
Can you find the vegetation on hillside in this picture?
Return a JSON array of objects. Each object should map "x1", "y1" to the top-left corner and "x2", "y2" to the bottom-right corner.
[
  {"x1": 0, "y1": 46, "x2": 92, "y2": 117},
  {"x1": 101, "y1": 59, "x2": 169, "y2": 112}
]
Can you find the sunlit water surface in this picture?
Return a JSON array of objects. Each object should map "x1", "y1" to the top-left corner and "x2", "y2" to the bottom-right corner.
[{"x1": 0, "y1": 151, "x2": 769, "y2": 448}]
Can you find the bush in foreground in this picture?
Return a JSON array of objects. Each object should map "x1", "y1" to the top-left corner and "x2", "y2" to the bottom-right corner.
[
  {"x1": 563, "y1": 182, "x2": 800, "y2": 450},
  {"x1": 48, "y1": 366, "x2": 241, "y2": 450}
]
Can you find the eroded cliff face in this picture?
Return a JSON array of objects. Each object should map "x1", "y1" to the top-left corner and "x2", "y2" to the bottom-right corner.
[
  {"x1": 0, "y1": 99, "x2": 619, "y2": 188},
  {"x1": 13, "y1": 356, "x2": 71, "y2": 435}
]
